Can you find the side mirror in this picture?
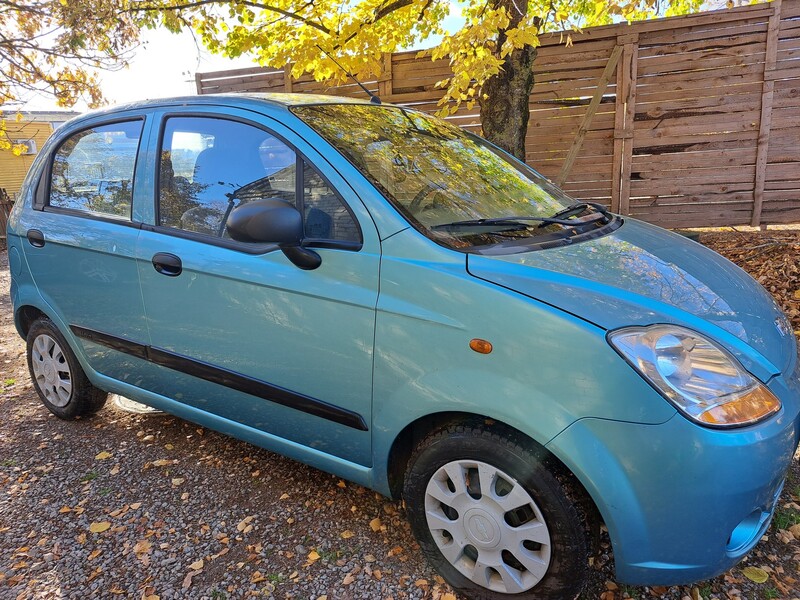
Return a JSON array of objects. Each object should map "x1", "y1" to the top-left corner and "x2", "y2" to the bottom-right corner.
[{"x1": 227, "y1": 198, "x2": 321, "y2": 270}]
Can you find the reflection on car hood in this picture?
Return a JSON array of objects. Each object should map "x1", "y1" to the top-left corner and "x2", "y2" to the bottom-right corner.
[{"x1": 467, "y1": 218, "x2": 796, "y2": 377}]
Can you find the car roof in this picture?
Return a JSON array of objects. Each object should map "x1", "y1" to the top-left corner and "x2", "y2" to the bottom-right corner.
[{"x1": 75, "y1": 93, "x2": 380, "y2": 121}]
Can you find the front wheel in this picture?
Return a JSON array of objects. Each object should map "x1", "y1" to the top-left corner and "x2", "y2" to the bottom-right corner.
[
  {"x1": 26, "y1": 318, "x2": 108, "y2": 419},
  {"x1": 403, "y1": 424, "x2": 590, "y2": 600}
]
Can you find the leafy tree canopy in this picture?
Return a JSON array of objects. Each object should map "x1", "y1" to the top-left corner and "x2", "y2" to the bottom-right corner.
[
  {"x1": 1, "y1": 0, "x2": 138, "y2": 152},
  {"x1": 1, "y1": 0, "x2": 712, "y2": 154}
]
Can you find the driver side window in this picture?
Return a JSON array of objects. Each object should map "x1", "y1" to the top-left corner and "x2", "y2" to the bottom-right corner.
[{"x1": 158, "y1": 116, "x2": 296, "y2": 238}]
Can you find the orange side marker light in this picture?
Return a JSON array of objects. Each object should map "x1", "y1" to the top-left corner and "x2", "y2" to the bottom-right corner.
[{"x1": 469, "y1": 338, "x2": 493, "y2": 354}]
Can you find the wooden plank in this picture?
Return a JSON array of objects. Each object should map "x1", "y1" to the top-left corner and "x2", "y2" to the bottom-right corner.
[
  {"x1": 199, "y1": 65, "x2": 276, "y2": 80},
  {"x1": 638, "y1": 31, "x2": 766, "y2": 59},
  {"x1": 636, "y1": 45, "x2": 766, "y2": 76},
  {"x1": 557, "y1": 45, "x2": 623, "y2": 186},
  {"x1": 752, "y1": 0, "x2": 782, "y2": 225}
]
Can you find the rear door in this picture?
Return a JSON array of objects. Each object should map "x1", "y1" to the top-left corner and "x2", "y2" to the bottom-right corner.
[
  {"x1": 134, "y1": 107, "x2": 380, "y2": 465},
  {"x1": 18, "y1": 114, "x2": 151, "y2": 381}
]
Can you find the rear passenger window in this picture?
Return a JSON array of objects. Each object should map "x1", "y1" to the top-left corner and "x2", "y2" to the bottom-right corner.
[{"x1": 49, "y1": 120, "x2": 142, "y2": 219}]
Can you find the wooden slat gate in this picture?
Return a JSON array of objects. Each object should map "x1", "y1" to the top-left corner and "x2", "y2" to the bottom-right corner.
[{"x1": 197, "y1": 0, "x2": 800, "y2": 228}]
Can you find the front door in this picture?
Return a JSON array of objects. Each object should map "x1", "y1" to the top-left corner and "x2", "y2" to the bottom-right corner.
[{"x1": 135, "y1": 110, "x2": 379, "y2": 465}]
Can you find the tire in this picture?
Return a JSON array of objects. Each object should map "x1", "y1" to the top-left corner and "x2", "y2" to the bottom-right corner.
[
  {"x1": 26, "y1": 318, "x2": 108, "y2": 420},
  {"x1": 403, "y1": 423, "x2": 589, "y2": 600}
]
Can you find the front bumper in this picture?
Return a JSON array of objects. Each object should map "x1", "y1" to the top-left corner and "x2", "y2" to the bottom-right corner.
[{"x1": 546, "y1": 358, "x2": 800, "y2": 586}]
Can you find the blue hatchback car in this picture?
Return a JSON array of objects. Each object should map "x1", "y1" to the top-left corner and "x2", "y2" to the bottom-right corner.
[{"x1": 7, "y1": 94, "x2": 800, "y2": 599}]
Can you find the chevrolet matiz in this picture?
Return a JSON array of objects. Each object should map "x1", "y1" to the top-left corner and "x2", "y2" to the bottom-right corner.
[{"x1": 7, "y1": 94, "x2": 800, "y2": 599}]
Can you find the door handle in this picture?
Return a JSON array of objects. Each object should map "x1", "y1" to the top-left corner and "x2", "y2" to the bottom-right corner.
[
  {"x1": 152, "y1": 252, "x2": 182, "y2": 277},
  {"x1": 27, "y1": 229, "x2": 45, "y2": 248}
]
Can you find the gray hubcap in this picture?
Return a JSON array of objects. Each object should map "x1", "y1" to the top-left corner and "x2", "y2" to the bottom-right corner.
[
  {"x1": 31, "y1": 334, "x2": 72, "y2": 408},
  {"x1": 424, "y1": 459, "x2": 552, "y2": 594}
]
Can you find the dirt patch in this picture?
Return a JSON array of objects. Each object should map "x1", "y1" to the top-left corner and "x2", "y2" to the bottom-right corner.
[{"x1": 1, "y1": 230, "x2": 799, "y2": 600}]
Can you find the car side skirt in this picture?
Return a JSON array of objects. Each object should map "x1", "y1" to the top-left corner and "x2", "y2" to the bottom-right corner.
[{"x1": 70, "y1": 325, "x2": 369, "y2": 431}]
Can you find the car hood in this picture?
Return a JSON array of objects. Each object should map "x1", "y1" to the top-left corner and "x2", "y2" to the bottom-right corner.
[{"x1": 467, "y1": 218, "x2": 796, "y2": 378}]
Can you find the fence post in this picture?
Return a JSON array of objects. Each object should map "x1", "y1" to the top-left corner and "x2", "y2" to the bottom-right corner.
[
  {"x1": 378, "y1": 53, "x2": 393, "y2": 99},
  {"x1": 284, "y1": 64, "x2": 294, "y2": 93},
  {"x1": 751, "y1": 0, "x2": 782, "y2": 227},
  {"x1": 611, "y1": 34, "x2": 638, "y2": 215}
]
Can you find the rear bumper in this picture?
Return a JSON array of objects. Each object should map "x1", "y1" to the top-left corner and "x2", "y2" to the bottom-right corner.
[{"x1": 547, "y1": 360, "x2": 800, "y2": 586}]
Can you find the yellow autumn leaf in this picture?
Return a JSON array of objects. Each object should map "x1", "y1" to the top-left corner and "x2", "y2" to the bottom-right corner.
[
  {"x1": 152, "y1": 459, "x2": 172, "y2": 467},
  {"x1": 340, "y1": 530, "x2": 355, "y2": 539},
  {"x1": 58, "y1": 506, "x2": 72, "y2": 514},
  {"x1": 369, "y1": 517, "x2": 382, "y2": 532},
  {"x1": 188, "y1": 559, "x2": 204, "y2": 570},
  {"x1": 307, "y1": 550, "x2": 320, "y2": 562},
  {"x1": 742, "y1": 566, "x2": 769, "y2": 583},
  {"x1": 89, "y1": 522, "x2": 111, "y2": 533},
  {"x1": 95, "y1": 451, "x2": 112, "y2": 460}
]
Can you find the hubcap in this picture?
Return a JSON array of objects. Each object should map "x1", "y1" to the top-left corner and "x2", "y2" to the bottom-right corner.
[
  {"x1": 31, "y1": 334, "x2": 72, "y2": 408},
  {"x1": 424, "y1": 459, "x2": 552, "y2": 594}
]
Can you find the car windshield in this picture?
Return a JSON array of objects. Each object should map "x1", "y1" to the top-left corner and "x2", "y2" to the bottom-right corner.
[{"x1": 292, "y1": 103, "x2": 613, "y2": 250}]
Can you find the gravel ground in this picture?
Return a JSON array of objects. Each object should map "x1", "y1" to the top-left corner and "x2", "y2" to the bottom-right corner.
[{"x1": 1, "y1": 230, "x2": 800, "y2": 600}]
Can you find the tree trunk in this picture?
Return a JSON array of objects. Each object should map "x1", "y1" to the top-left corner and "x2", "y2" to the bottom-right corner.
[{"x1": 479, "y1": 44, "x2": 537, "y2": 161}]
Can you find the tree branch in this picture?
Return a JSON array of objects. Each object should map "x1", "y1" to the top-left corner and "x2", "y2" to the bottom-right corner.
[{"x1": 128, "y1": 0, "x2": 331, "y2": 35}]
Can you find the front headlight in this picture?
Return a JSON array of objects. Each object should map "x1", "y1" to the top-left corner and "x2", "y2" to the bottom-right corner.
[{"x1": 609, "y1": 325, "x2": 781, "y2": 427}]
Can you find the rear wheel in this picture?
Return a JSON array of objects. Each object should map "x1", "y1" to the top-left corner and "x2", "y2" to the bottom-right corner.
[
  {"x1": 27, "y1": 318, "x2": 108, "y2": 419},
  {"x1": 404, "y1": 423, "x2": 589, "y2": 599}
]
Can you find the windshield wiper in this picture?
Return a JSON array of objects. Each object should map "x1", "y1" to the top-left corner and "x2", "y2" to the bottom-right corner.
[
  {"x1": 432, "y1": 203, "x2": 613, "y2": 232},
  {"x1": 540, "y1": 202, "x2": 612, "y2": 225}
]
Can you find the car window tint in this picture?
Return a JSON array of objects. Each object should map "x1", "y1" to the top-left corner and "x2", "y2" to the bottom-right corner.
[
  {"x1": 49, "y1": 120, "x2": 142, "y2": 218},
  {"x1": 302, "y1": 161, "x2": 360, "y2": 243},
  {"x1": 159, "y1": 117, "x2": 297, "y2": 239}
]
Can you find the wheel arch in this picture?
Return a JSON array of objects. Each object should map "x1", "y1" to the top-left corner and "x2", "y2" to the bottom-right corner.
[
  {"x1": 384, "y1": 411, "x2": 602, "y2": 547},
  {"x1": 15, "y1": 304, "x2": 48, "y2": 338}
]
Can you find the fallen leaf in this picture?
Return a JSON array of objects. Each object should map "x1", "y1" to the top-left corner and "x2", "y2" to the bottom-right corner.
[
  {"x1": 171, "y1": 478, "x2": 185, "y2": 486},
  {"x1": 152, "y1": 459, "x2": 172, "y2": 467},
  {"x1": 95, "y1": 451, "x2": 112, "y2": 460},
  {"x1": 307, "y1": 550, "x2": 320, "y2": 562},
  {"x1": 58, "y1": 506, "x2": 71, "y2": 514},
  {"x1": 188, "y1": 559, "x2": 204, "y2": 570},
  {"x1": 742, "y1": 566, "x2": 769, "y2": 583},
  {"x1": 337, "y1": 480, "x2": 346, "y2": 488},
  {"x1": 89, "y1": 522, "x2": 111, "y2": 534},
  {"x1": 110, "y1": 465, "x2": 120, "y2": 475},
  {"x1": 165, "y1": 444, "x2": 174, "y2": 450},
  {"x1": 88, "y1": 549, "x2": 102, "y2": 560},
  {"x1": 342, "y1": 573, "x2": 355, "y2": 585},
  {"x1": 415, "y1": 578, "x2": 429, "y2": 587},
  {"x1": 340, "y1": 530, "x2": 355, "y2": 539},
  {"x1": 182, "y1": 570, "x2": 199, "y2": 589},
  {"x1": 369, "y1": 518, "x2": 382, "y2": 532},
  {"x1": 279, "y1": 493, "x2": 289, "y2": 500},
  {"x1": 130, "y1": 502, "x2": 142, "y2": 510}
]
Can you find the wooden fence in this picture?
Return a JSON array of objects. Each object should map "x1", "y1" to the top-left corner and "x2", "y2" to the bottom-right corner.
[{"x1": 197, "y1": 0, "x2": 800, "y2": 228}]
